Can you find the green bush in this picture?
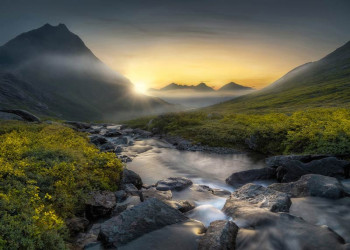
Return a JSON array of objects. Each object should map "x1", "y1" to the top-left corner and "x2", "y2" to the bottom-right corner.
[{"x1": 0, "y1": 121, "x2": 123, "y2": 249}]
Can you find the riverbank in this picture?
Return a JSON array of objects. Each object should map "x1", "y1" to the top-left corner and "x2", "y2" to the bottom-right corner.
[{"x1": 125, "y1": 108, "x2": 350, "y2": 156}]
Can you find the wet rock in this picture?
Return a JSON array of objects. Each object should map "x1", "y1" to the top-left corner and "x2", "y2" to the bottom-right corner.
[
  {"x1": 123, "y1": 183, "x2": 140, "y2": 196},
  {"x1": 111, "y1": 136, "x2": 129, "y2": 145},
  {"x1": 66, "y1": 217, "x2": 89, "y2": 236},
  {"x1": 190, "y1": 184, "x2": 231, "y2": 197},
  {"x1": 98, "y1": 142, "x2": 115, "y2": 152},
  {"x1": 118, "y1": 155, "x2": 132, "y2": 163},
  {"x1": 141, "y1": 187, "x2": 172, "y2": 201},
  {"x1": 268, "y1": 174, "x2": 346, "y2": 199},
  {"x1": 111, "y1": 195, "x2": 141, "y2": 216},
  {"x1": 133, "y1": 128, "x2": 152, "y2": 137},
  {"x1": 224, "y1": 183, "x2": 291, "y2": 213},
  {"x1": 226, "y1": 167, "x2": 276, "y2": 187},
  {"x1": 122, "y1": 169, "x2": 143, "y2": 190},
  {"x1": 89, "y1": 135, "x2": 108, "y2": 146},
  {"x1": 156, "y1": 177, "x2": 193, "y2": 191},
  {"x1": 235, "y1": 212, "x2": 345, "y2": 250},
  {"x1": 104, "y1": 129, "x2": 123, "y2": 137},
  {"x1": 114, "y1": 190, "x2": 127, "y2": 203},
  {"x1": 165, "y1": 200, "x2": 195, "y2": 213},
  {"x1": 266, "y1": 154, "x2": 332, "y2": 167},
  {"x1": 276, "y1": 160, "x2": 309, "y2": 183},
  {"x1": 276, "y1": 157, "x2": 350, "y2": 182},
  {"x1": 211, "y1": 188, "x2": 232, "y2": 197},
  {"x1": 99, "y1": 198, "x2": 188, "y2": 247},
  {"x1": 73, "y1": 223, "x2": 101, "y2": 249},
  {"x1": 64, "y1": 121, "x2": 90, "y2": 129},
  {"x1": 115, "y1": 146, "x2": 123, "y2": 153},
  {"x1": 0, "y1": 109, "x2": 40, "y2": 122},
  {"x1": 85, "y1": 191, "x2": 116, "y2": 220},
  {"x1": 198, "y1": 220, "x2": 239, "y2": 250}
]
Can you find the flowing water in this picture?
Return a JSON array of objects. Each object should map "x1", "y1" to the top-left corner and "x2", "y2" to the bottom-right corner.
[{"x1": 119, "y1": 138, "x2": 350, "y2": 249}]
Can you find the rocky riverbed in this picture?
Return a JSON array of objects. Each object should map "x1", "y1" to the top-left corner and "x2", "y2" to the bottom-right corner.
[{"x1": 66, "y1": 121, "x2": 350, "y2": 250}]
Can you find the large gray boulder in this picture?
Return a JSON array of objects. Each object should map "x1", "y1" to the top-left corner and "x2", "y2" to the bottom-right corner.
[
  {"x1": 226, "y1": 167, "x2": 276, "y2": 187},
  {"x1": 272, "y1": 157, "x2": 349, "y2": 182},
  {"x1": 156, "y1": 177, "x2": 193, "y2": 191},
  {"x1": 99, "y1": 198, "x2": 187, "y2": 247},
  {"x1": 268, "y1": 174, "x2": 346, "y2": 199},
  {"x1": 122, "y1": 169, "x2": 143, "y2": 190},
  {"x1": 198, "y1": 220, "x2": 239, "y2": 250},
  {"x1": 85, "y1": 191, "x2": 116, "y2": 220},
  {"x1": 266, "y1": 155, "x2": 329, "y2": 167},
  {"x1": 0, "y1": 109, "x2": 40, "y2": 122},
  {"x1": 223, "y1": 183, "x2": 291, "y2": 213}
]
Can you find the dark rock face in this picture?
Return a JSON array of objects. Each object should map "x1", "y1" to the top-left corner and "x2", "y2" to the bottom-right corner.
[
  {"x1": 98, "y1": 142, "x2": 115, "y2": 152},
  {"x1": 104, "y1": 129, "x2": 123, "y2": 137},
  {"x1": 99, "y1": 198, "x2": 187, "y2": 247},
  {"x1": 275, "y1": 157, "x2": 350, "y2": 182},
  {"x1": 268, "y1": 174, "x2": 346, "y2": 199},
  {"x1": 66, "y1": 217, "x2": 89, "y2": 236},
  {"x1": 0, "y1": 109, "x2": 40, "y2": 122},
  {"x1": 122, "y1": 169, "x2": 143, "y2": 190},
  {"x1": 226, "y1": 167, "x2": 276, "y2": 187},
  {"x1": 198, "y1": 220, "x2": 239, "y2": 250},
  {"x1": 156, "y1": 177, "x2": 193, "y2": 191},
  {"x1": 165, "y1": 200, "x2": 196, "y2": 213},
  {"x1": 111, "y1": 195, "x2": 141, "y2": 216},
  {"x1": 73, "y1": 223, "x2": 101, "y2": 249},
  {"x1": 85, "y1": 191, "x2": 116, "y2": 220},
  {"x1": 89, "y1": 135, "x2": 108, "y2": 146},
  {"x1": 265, "y1": 155, "x2": 330, "y2": 167},
  {"x1": 224, "y1": 183, "x2": 291, "y2": 213},
  {"x1": 114, "y1": 190, "x2": 127, "y2": 203}
]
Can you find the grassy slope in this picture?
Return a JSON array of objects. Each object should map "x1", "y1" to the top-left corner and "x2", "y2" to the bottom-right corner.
[
  {"x1": 0, "y1": 121, "x2": 123, "y2": 249},
  {"x1": 126, "y1": 42, "x2": 350, "y2": 155}
]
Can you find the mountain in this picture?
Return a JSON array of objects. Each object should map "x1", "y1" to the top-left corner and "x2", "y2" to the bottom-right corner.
[
  {"x1": 0, "y1": 23, "x2": 173, "y2": 121},
  {"x1": 217, "y1": 82, "x2": 254, "y2": 91},
  {"x1": 157, "y1": 82, "x2": 215, "y2": 92},
  {"x1": 207, "y1": 40, "x2": 350, "y2": 113}
]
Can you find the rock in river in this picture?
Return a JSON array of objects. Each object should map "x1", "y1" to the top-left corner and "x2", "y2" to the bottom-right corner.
[
  {"x1": 224, "y1": 183, "x2": 291, "y2": 213},
  {"x1": 156, "y1": 177, "x2": 193, "y2": 191},
  {"x1": 198, "y1": 220, "x2": 239, "y2": 250},
  {"x1": 268, "y1": 174, "x2": 346, "y2": 199},
  {"x1": 99, "y1": 198, "x2": 188, "y2": 247},
  {"x1": 85, "y1": 191, "x2": 116, "y2": 220},
  {"x1": 226, "y1": 167, "x2": 276, "y2": 187},
  {"x1": 121, "y1": 169, "x2": 143, "y2": 190}
]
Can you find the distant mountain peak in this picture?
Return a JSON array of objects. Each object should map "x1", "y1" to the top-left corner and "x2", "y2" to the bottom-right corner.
[
  {"x1": 159, "y1": 82, "x2": 214, "y2": 92},
  {"x1": 218, "y1": 82, "x2": 253, "y2": 91}
]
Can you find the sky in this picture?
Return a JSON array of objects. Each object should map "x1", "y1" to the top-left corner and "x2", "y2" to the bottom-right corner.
[{"x1": 1, "y1": 0, "x2": 350, "y2": 90}]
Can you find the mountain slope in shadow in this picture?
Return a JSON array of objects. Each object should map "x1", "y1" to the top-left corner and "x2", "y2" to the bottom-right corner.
[{"x1": 0, "y1": 23, "x2": 173, "y2": 121}]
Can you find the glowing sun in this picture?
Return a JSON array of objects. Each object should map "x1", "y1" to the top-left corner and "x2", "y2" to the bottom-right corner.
[{"x1": 133, "y1": 82, "x2": 148, "y2": 95}]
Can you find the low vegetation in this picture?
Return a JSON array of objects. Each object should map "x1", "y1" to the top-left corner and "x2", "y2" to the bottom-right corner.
[
  {"x1": 0, "y1": 121, "x2": 123, "y2": 249},
  {"x1": 126, "y1": 108, "x2": 350, "y2": 155}
]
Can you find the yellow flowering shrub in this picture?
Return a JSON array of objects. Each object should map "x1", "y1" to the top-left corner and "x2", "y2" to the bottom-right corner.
[{"x1": 0, "y1": 121, "x2": 123, "y2": 249}]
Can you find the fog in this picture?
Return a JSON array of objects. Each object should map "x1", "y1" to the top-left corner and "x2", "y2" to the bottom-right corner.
[{"x1": 147, "y1": 89, "x2": 255, "y2": 108}]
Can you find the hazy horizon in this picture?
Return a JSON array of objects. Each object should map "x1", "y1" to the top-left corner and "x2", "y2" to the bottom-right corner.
[{"x1": 1, "y1": 0, "x2": 350, "y2": 92}]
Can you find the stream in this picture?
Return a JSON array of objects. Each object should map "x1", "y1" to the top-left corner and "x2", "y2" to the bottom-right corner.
[{"x1": 112, "y1": 137, "x2": 350, "y2": 249}]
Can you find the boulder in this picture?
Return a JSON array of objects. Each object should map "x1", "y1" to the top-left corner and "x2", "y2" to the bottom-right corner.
[
  {"x1": 156, "y1": 177, "x2": 193, "y2": 191},
  {"x1": 266, "y1": 155, "x2": 329, "y2": 167},
  {"x1": 104, "y1": 129, "x2": 123, "y2": 137},
  {"x1": 164, "y1": 200, "x2": 195, "y2": 213},
  {"x1": 224, "y1": 183, "x2": 291, "y2": 213},
  {"x1": 268, "y1": 174, "x2": 346, "y2": 199},
  {"x1": 66, "y1": 217, "x2": 89, "y2": 236},
  {"x1": 276, "y1": 160, "x2": 309, "y2": 183},
  {"x1": 235, "y1": 212, "x2": 345, "y2": 250},
  {"x1": 99, "y1": 198, "x2": 188, "y2": 247},
  {"x1": 0, "y1": 109, "x2": 41, "y2": 122},
  {"x1": 198, "y1": 220, "x2": 239, "y2": 250},
  {"x1": 98, "y1": 142, "x2": 115, "y2": 152},
  {"x1": 111, "y1": 195, "x2": 141, "y2": 216},
  {"x1": 114, "y1": 190, "x2": 127, "y2": 203},
  {"x1": 226, "y1": 167, "x2": 276, "y2": 187},
  {"x1": 303, "y1": 157, "x2": 349, "y2": 178},
  {"x1": 121, "y1": 169, "x2": 143, "y2": 190},
  {"x1": 190, "y1": 184, "x2": 231, "y2": 197},
  {"x1": 211, "y1": 188, "x2": 232, "y2": 197},
  {"x1": 73, "y1": 223, "x2": 101, "y2": 249},
  {"x1": 85, "y1": 191, "x2": 116, "y2": 220},
  {"x1": 141, "y1": 187, "x2": 172, "y2": 201},
  {"x1": 123, "y1": 183, "x2": 140, "y2": 196},
  {"x1": 89, "y1": 135, "x2": 108, "y2": 146}
]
